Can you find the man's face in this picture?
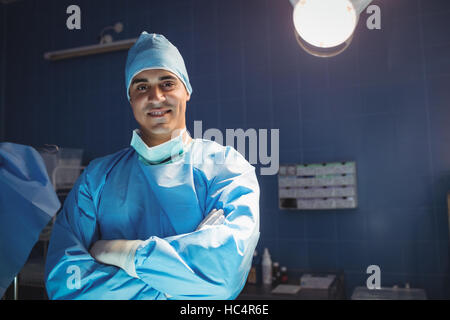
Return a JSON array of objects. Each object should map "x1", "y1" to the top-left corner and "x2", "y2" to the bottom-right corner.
[{"x1": 129, "y1": 69, "x2": 190, "y2": 141}]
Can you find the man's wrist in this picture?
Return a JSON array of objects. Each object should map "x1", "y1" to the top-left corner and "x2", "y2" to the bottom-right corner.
[
  {"x1": 122, "y1": 240, "x2": 143, "y2": 278},
  {"x1": 89, "y1": 239, "x2": 143, "y2": 278}
]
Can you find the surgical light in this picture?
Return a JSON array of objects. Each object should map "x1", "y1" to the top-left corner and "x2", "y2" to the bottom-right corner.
[{"x1": 290, "y1": 0, "x2": 373, "y2": 58}]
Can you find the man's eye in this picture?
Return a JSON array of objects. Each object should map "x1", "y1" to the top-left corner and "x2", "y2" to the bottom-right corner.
[
  {"x1": 162, "y1": 82, "x2": 175, "y2": 88},
  {"x1": 137, "y1": 85, "x2": 147, "y2": 91}
]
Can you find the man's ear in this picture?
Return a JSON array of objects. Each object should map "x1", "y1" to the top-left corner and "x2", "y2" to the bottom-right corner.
[{"x1": 186, "y1": 92, "x2": 191, "y2": 102}]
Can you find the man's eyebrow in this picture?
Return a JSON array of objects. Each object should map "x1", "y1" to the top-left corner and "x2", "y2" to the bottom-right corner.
[
  {"x1": 131, "y1": 78, "x2": 148, "y2": 86},
  {"x1": 159, "y1": 75, "x2": 178, "y2": 81},
  {"x1": 131, "y1": 75, "x2": 178, "y2": 86}
]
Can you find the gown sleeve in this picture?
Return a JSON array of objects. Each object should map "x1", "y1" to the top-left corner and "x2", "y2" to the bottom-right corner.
[
  {"x1": 133, "y1": 147, "x2": 260, "y2": 299},
  {"x1": 44, "y1": 167, "x2": 154, "y2": 300}
]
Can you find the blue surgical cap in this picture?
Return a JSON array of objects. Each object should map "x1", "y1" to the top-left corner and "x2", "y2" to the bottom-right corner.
[{"x1": 125, "y1": 32, "x2": 192, "y2": 100}]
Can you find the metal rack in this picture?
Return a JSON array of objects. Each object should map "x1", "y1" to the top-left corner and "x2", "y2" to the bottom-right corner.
[{"x1": 278, "y1": 161, "x2": 358, "y2": 211}]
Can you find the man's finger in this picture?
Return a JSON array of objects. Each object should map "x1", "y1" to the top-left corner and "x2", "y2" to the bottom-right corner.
[
  {"x1": 212, "y1": 214, "x2": 225, "y2": 226},
  {"x1": 205, "y1": 209, "x2": 224, "y2": 225},
  {"x1": 196, "y1": 209, "x2": 224, "y2": 230}
]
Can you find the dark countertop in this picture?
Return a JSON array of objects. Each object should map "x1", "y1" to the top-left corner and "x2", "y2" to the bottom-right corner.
[{"x1": 238, "y1": 272, "x2": 346, "y2": 300}]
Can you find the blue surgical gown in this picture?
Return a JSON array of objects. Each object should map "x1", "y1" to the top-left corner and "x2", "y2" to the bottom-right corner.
[{"x1": 44, "y1": 139, "x2": 260, "y2": 300}]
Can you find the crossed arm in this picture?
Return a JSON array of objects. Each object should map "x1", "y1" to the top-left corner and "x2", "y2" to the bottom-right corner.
[{"x1": 88, "y1": 209, "x2": 225, "y2": 278}]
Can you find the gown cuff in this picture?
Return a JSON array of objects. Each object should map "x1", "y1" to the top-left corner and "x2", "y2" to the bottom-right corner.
[{"x1": 123, "y1": 240, "x2": 144, "y2": 278}]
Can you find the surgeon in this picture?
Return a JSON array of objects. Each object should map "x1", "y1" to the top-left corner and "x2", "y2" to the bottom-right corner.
[{"x1": 44, "y1": 32, "x2": 260, "y2": 300}]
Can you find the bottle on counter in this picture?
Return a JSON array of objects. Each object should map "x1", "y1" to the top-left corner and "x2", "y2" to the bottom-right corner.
[
  {"x1": 280, "y1": 266, "x2": 288, "y2": 284},
  {"x1": 262, "y1": 248, "x2": 272, "y2": 286},
  {"x1": 272, "y1": 262, "x2": 280, "y2": 286}
]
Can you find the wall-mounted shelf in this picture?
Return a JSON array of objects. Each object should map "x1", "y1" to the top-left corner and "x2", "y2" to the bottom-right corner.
[{"x1": 43, "y1": 38, "x2": 137, "y2": 61}]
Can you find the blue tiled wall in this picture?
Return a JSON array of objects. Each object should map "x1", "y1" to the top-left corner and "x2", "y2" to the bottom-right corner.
[
  {"x1": 2, "y1": 0, "x2": 450, "y2": 299},
  {"x1": 0, "y1": 3, "x2": 5, "y2": 141}
]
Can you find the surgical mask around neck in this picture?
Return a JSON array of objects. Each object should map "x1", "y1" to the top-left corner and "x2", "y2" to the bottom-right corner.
[{"x1": 131, "y1": 128, "x2": 189, "y2": 165}]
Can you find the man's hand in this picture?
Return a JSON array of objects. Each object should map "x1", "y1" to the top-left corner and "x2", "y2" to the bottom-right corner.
[
  {"x1": 89, "y1": 239, "x2": 143, "y2": 278},
  {"x1": 196, "y1": 209, "x2": 225, "y2": 231}
]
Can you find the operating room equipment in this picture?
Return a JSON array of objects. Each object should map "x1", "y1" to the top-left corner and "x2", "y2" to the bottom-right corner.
[
  {"x1": 98, "y1": 22, "x2": 124, "y2": 44},
  {"x1": 278, "y1": 161, "x2": 358, "y2": 210},
  {"x1": 0, "y1": 143, "x2": 60, "y2": 298},
  {"x1": 38, "y1": 147, "x2": 84, "y2": 190},
  {"x1": 44, "y1": 21, "x2": 134, "y2": 61},
  {"x1": 44, "y1": 38, "x2": 137, "y2": 61},
  {"x1": 289, "y1": 0, "x2": 374, "y2": 57}
]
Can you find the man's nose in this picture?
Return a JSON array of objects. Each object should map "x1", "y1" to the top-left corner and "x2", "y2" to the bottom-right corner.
[{"x1": 146, "y1": 85, "x2": 165, "y2": 104}]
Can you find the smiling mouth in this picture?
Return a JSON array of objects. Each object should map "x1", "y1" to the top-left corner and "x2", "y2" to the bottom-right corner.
[{"x1": 147, "y1": 109, "x2": 171, "y2": 117}]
